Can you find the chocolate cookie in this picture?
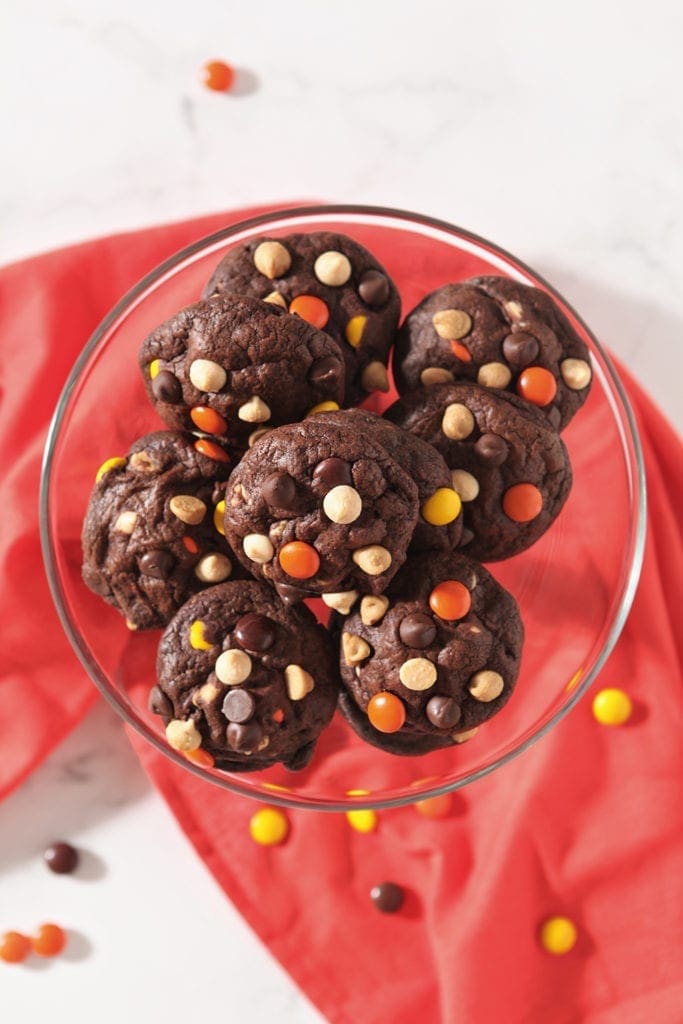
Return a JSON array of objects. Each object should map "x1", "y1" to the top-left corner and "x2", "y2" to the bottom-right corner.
[
  {"x1": 222, "y1": 415, "x2": 419, "y2": 605},
  {"x1": 203, "y1": 232, "x2": 400, "y2": 403},
  {"x1": 337, "y1": 551, "x2": 523, "y2": 756},
  {"x1": 386, "y1": 383, "x2": 572, "y2": 561},
  {"x1": 317, "y1": 408, "x2": 463, "y2": 553},
  {"x1": 139, "y1": 293, "x2": 345, "y2": 457},
  {"x1": 153, "y1": 581, "x2": 339, "y2": 771},
  {"x1": 82, "y1": 431, "x2": 236, "y2": 630},
  {"x1": 393, "y1": 277, "x2": 592, "y2": 429}
]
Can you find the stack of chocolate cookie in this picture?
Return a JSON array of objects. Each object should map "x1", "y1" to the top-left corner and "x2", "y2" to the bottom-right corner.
[{"x1": 82, "y1": 230, "x2": 593, "y2": 771}]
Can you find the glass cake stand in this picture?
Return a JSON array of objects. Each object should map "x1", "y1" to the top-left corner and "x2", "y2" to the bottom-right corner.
[{"x1": 40, "y1": 205, "x2": 646, "y2": 810}]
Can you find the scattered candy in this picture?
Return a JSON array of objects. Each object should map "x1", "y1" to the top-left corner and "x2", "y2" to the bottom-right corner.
[
  {"x1": 367, "y1": 692, "x2": 406, "y2": 733},
  {"x1": 592, "y1": 687, "x2": 633, "y2": 725},
  {"x1": 201, "y1": 60, "x2": 236, "y2": 92},
  {"x1": 184, "y1": 747, "x2": 215, "y2": 768},
  {"x1": 249, "y1": 806, "x2": 289, "y2": 846},
  {"x1": 346, "y1": 808, "x2": 377, "y2": 833},
  {"x1": 370, "y1": 882, "x2": 404, "y2": 913},
  {"x1": 516, "y1": 366, "x2": 557, "y2": 407},
  {"x1": 429, "y1": 580, "x2": 471, "y2": 621},
  {"x1": 502, "y1": 483, "x2": 543, "y2": 523},
  {"x1": 539, "y1": 915, "x2": 577, "y2": 955},
  {"x1": 44, "y1": 841, "x2": 79, "y2": 875},
  {"x1": 0, "y1": 931, "x2": 31, "y2": 964},
  {"x1": 31, "y1": 923, "x2": 67, "y2": 958},
  {"x1": 415, "y1": 792, "x2": 454, "y2": 819},
  {"x1": 289, "y1": 295, "x2": 329, "y2": 329},
  {"x1": 279, "y1": 541, "x2": 320, "y2": 579}
]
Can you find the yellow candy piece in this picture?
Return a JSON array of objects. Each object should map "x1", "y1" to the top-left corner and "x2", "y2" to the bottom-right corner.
[
  {"x1": 346, "y1": 788, "x2": 371, "y2": 797},
  {"x1": 420, "y1": 487, "x2": 462, "y2": 526},
  {"x1": 346, "y1": 809, "x2": 378, "y2": 834},
  {"x1": 95, "y1": 456, "x2": 126, "y2": 483},
  {"x1": 592, "y1": 687, "x2": 633, "y2": 726},
  {"x1": 345, "y1": 315, "x2": 367, "y2": 348},
  {"x1": 539, "y1": 916, "x2": 578, "y2": 955},
  {"x1": 307, "y1": 401, "x2": 341, "y2": 416},
  {"x1": 213, "y1": 500, "x2": 226, "y2": 536},
  {"x1": 189, "y1": 619, "x2": 214, "y2": 651},
  {"x1": 249, "y1": 806, "x2": 289, "y2": 846},
  {"x1": 149, "y1": 358, "x2": 161, "y2": 379}
]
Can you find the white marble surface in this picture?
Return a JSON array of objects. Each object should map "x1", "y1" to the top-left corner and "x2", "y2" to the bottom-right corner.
[{"x1": 1, "y1": 0, "x2": 682, "y2": 1020}]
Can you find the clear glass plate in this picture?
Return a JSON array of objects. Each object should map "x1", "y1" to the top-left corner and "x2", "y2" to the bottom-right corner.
[{"x1": 40, "y1": 205, "x2": 646, "y2": 810}]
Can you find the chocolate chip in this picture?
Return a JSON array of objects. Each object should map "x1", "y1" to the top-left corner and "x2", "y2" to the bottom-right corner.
[
  {"x1": 148, "y1": 684, "x2": 173, "y2": 722},
  {"x1": 474, "y1": 433, "x2": 509, "y2": 466},
  {"x1": 139, "y1": 550, "x2": 175, "y2": 579},
  {"x1": 370, "y1": 881, "x2": 404, "y2": 913},
  {"x1": 426, "y1": 695, "x2": 462, "y2": 729},
  {"x1": 275, "y1": 583, "x2": 303, "y2": 605},
  {"x1": 309, "y1": 356, "x2": 342, "y2": 387},
  {"x1": 262, "y1": 471, "x2": 297, "y2": 510},
  {"x1": 502, "y1": 332, "x2": 539, "y2": 368},
  {"x1": 222, "y1": 688, "x2": 256, "y2": 724},
  {"x1": 358, "y1": 270, "x2": 389, "y2": 307},
  {"x1": 312, "y1": 457, "x2": 352, "y2": 490},
  {"x1": 226, "y1": 720, "x2": 263, "y2": 753},
  {"x1": 234, "y1": 612, "x2": 276, "y2": 652},
  {"x1": 44, "y1": 841, "x2": 79, "y2": 875},
  {"x1": 151, "y1": 369, "x2": 182, "y2": 404},
  {"x1": 399, "y1": 613, "x2": 437, "y2": 649}
]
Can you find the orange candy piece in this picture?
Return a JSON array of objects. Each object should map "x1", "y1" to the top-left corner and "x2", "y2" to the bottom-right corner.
[
  {"x1": 416, "y1": 793, "x2": 453, "y2": 819},
  {"x1": 516, "y1": 366, "x2": 557, "y2": 407},
  {"x1": 190, "y1": 405, "x2": 228, "y2": 435},
  {"x1": 503, "y1": 483, "x2": 543, "y2": 522},
  {"x1": 184, "y1": 748, "x2": 215, "y2": 768},
  {"x1": 429, "y1": 580, "x2": 471, "y2": 621},
  {"x1": 450, "y1": 341, "x2": 472, "y2": 362},
  {"x1": 201, "y1": 60, "x2": 235, "y2": 92},
  {"x1": 0, "y1": 931, "x2": 31, "y2": 964},
  {"x1": 182, "y1": 535, "x2": 199, "y2": 554},
  {"x1": 289, "y1": 295, "x2": 329, "y2": 330},
  {"x1": 368, "y1": 692, "x2": 406, "y2": 733},
  {"x1": 278, "y1": 541, "x2": 320, "y2": 579},
  {"x1": 194, "y1": 438, "x2": 230, "y2": 464},
  {"x1": 31, "y1": 923, "x2": 66, "y2": 958},
  {"x1": 272, "y1": 708, "x2": 285, "y2": 723}
]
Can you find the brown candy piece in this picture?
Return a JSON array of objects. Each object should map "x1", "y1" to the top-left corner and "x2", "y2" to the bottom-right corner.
[
  {"x1": 262, "y1": 472, "x2": 297, "y2": 510},
  {"x1": 370, "y1": 882, "x2": 404, "y2": 913},
  {"x1": 502, "y1": 332, "x2": 539, "y2": 368},
  {"x1": 139, "y1": 550, "x2": 175, "y2": 580},
  {"x1": 151, "y1": 369, "x2": 182, "y2": 404},
  {"x1": 222, "y1": 688, "x2": 256, "y2": 723},
  {"x1": 398, "y1": 613, "x2": 437, "y2": 649},
  {"x1": 358, "y1": 270, "x2": 390, "y2": 307},
  {"x1": 426, "y1": 695, "x2": 462, "y2": 729},
  {"x1": 474, "y1": 433, "x2": 509, "y2": 466},
  {"x1": 312, "y1": 457, "x2": 353, "y2": 491},
  {"x1": 149, "y1": 684, "x2": 174, "y2": 722},
  {"x1": 234, "y1": 613, "x2": 277, "y2": 652},
  {"x1": 226, "y1": 720, "x2": 263, "y2": 753},
  {"x1": 44, "y1": 842, "x2": 79, "y2": 875},
  {"x1": 309, "y1": 356, "x2": 343, "y2": 387}
]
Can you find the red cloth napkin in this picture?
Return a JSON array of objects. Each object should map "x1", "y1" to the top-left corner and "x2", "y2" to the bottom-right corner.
[{"x1": 2, "y1": 208, "x2": 683, "y2": 1023}]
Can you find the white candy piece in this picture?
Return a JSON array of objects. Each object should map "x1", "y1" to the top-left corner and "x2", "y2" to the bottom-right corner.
[
  {"x1": 169, "y1": 494, "x2": 207, "y2": 525},
  {"x1": 166, "y1": 719, "x2": 201, "y2": 752},
  {"x1": 441, "y1": 403, "x2": 475, "y2": 440},
  {"x1": 432, "y1": 308, "x2": 472, "y2": 340},
  {"x1": 352, "y1": 545, "x2": 392, "y2": 576},
  {"x1": 560, "y1": 357, "x2": 592, "y2": 390},
  {"x1": 360, "y1": 595, "x2": 389, "y2": 625},
  {"x1": 215, "y1": 649, "x2": 252, "y2": 685},
  {"x1": 194, "y1": 553, "x2": 232, "y2": 583},
  {"x1": 323, "y1": 485, "x2": 363, "y2": 524},
  {"x1": 477, "y1": 362, "x2": 512, "y2": 389},
  {"x1": 450, "y1": 470, "x2": 480, "y2": 502},
  {"x1": 314, "y1": 250, "x2": 352, "y2": 287},
  {"x1": 242, "y1": 533, "x2": 274, "y2": 563},
  {"x1": 285, "y1": 664, "x2": 315, "y2": 701},
  {"x1": 114, "y1": 510, "x2": 138, "y2": 534},
  {"x1": 189, "y1": 359, "x2": 227, "y2": 393},
  {"x1": 421, "y1": 367, "x2": 454, "y2": 386},
  {"x1": 399, "y1": 657, "x2": 437, "y2": 691},
  {"x1": 238, "y1": 396, "x2": 271, "y2": 423},
  {"x1": 253, "y1": 240, "x2": 291, "y2": 279},
  {"x1": 322, "y1": 591, "x2": 359, "y2": 614},
  {"x1": 468, "y1": 670, "x2": 504, "y2": 702}
]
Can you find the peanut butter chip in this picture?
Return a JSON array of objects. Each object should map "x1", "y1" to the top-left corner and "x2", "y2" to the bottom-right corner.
[
  {"x1": 442, "y1": 403, "x2": 475, "y2": 440},
  {"x1": 285, "y1": 664, "x2": 315, "y2": 701},
  {"x1": 238, "y1": 396, "x2": 271, "y2": 423},
  {"x1": 248, "y1": 427, "x2": 270, "y2": 447},
  {"x1": 420, "y1": 367, "x2": 454, "y2": 386},
  {"x1": 468, "y1": 670, "x2": 504, "y2": 702},
  {"x1": 504, "y1": 300, "x2": 524, "y2": 321},
  {"x1": 194, "y1": 553, "x2": 232, "y2": 583},
  {"x1": 352, "y1": 545, "x2": 392, "y2": 576},
  {"x1": 215, "y1": 649, "x2": 252, "y2": 685},
  {"x1": 342, "y1": 632, "x2": 371, "y2": 666},
  {"x1": 129, "y1": 450, "x2": 158, "y2": 473},
  {"x1": 399, "y1": 658, "x2": 437, "y2": 691},
  {"x1": 253, "y1": 240, "x2": 291, "y2": 279},
  {"x1": 560, "y1": 358, "x2": 592, "y2": 390},
  {"x1": 264, "y1": 290, "x2": 287, "y2": 309},
  {"x1": 189, "y1": 359, "x2": 227, "y2": 393},
  {"x1": 361, "y1": 361, "x2": 390, "y2": 393},
  {"x1": 166, "y1": 719, "x2": 201, "y2": 752},
  {"x1": 169, "y1": 495, "x2": 207, "y2": 524},
  {"x1": 477, "y1": 362, "x2": 512, "y2": 388},
  {"x1": 114, "y1": 510, "x2": 138, "y2": 534},
  {"x1": 314, "y1": 250, "x2": 352, "y2": 286},
  {"x1": 321, "y1": 591, "x2": 359, "y2": 614},
  {"x1": 242, "y1": 533, "x2": 274, "y2": 563},
  {"x1": 432, "y1": 308, "x2": 472, "y2": 340},
  {"x1": 450, "y1": 470, "x2": 479, "y2": 502},
  {"x1": 192, "y1": 681, "x2": 221, "y2": 707},
  {"x1": 453, "y1": 727, "x2": 479, "y2": 743},
  {"x1": 323, "y1": 485, "x2": 363, "y2": 524},
  {"x1": 360, "y1": 595, "x2": 389, "y2": 625}
]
